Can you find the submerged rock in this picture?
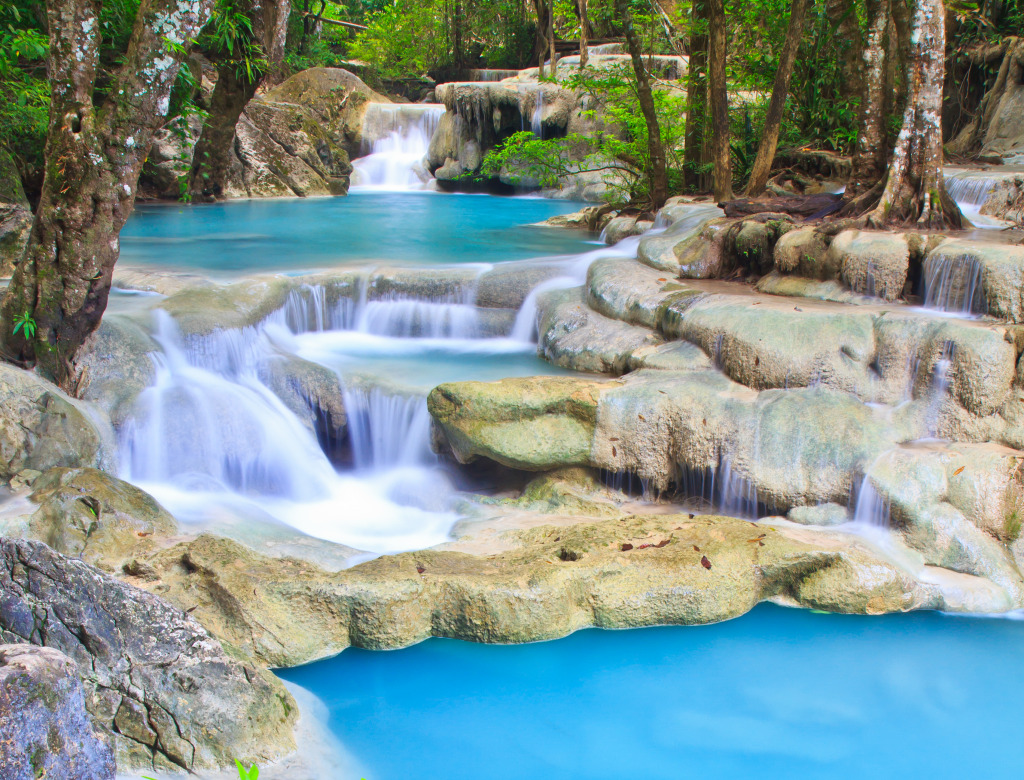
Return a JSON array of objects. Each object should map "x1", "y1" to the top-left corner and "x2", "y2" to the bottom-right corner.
[
  {"x1": 0, "y1": 539, "x2": 297, "y2": 773},
  {"x1": 0, "y1": 644, "x2": 115, "y2": 780}
]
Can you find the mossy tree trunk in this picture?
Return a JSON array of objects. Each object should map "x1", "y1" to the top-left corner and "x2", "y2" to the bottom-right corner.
[
  {"x1": 615, "y1": 0, "x2": 668, "y2": 209},
  {"x1": 0, "y1": 0, "x2": 214, "y2": 386},
  {"x1": 708, "y1": 0, "x2": 732, "y2": 200},
  {"x1": 578, "y1": 0, "x2": 589, "y2": 68},
  {"x1": 188, "y1": 0, "x2": 290, "y2": 202},
  {"x1": 742, "y1": 0, "x2": 809, "y2": 196},
  {"x1": 866, "y1": 0, "x2": 963, "y2": 228}
]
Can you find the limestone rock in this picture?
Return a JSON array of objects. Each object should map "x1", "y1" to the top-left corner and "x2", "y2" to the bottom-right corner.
[
  {"x1": 428, "y1": 376, "x2": 604, "y2": 470},
  {"x1": 0, "y1": 539, "x2": 297, "y2": 773},
  {"x1": 832, "y1": 230, "x2": 910, "y2": 301},
  {"x1": 537, "y1": 286, "x2": 663, "y2": 374},
  {"x1": 27, "y1": 467, "x2": 177, "y2": 572},
  {"x1": 0, "y1": 644, "x2": 115, "y2": 780},
  {"x1": 0, "y1": 365, "x2": 114, "y2": 486}
]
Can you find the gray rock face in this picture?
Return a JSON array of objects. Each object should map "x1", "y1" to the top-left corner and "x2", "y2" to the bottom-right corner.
[
  {"x1": 0, "y1": 539, "x2": 297, "y2": 774},
  {"x1": 0, "y1": 644, "x2": 115, "y2": 780},
  {"x1": 0, "y1": 149, "x2": 31, "y2": 277},
  {"x1": 0, "y1": 365, "x2": 114, "y2": 488}
]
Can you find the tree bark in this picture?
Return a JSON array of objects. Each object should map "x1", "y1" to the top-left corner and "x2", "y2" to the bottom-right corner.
[
  {"x1": 532, "y1": 0, "x2": 547, "y2": 77},
  {"x1": 684, "y1": 0, "x2": 708, "y2": 192},
  {"x1": 548, "y1": 0, "x2": 558, "y2": 77},
  {"x1": 844, "y1": 0, "x2": 890, "y2": 201},
  {"x1": 866, "y1": 0, "x2": 962, "y2": 228},
  {"x1": 615, "y1": 0, "x2": 668, "y2": 209},
  {"x1": 188, "y1": 0, "x2": 291, "y2": 202},
  {"x1": 0, "y1": 0, "x2": 214, "y2": 384},
  {"x1": 578, "y1": 0, "x2": 589, "y2": 68},
  {"x1": 708, "y1": 0, "x2": 731, "y2": 200},
  {"x1": 742, "y1": 0, "x2": 809, "y2": 196}
]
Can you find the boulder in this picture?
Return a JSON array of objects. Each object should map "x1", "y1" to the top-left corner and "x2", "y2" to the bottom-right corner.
[
  {"x1": 0, "y1": 644, "x2": 115, "y2": 780},
  {"x1": 537, "y1": 286, "x2": 663, "y2": 374},
  {"x1": 832, "y1": 230, "x2": 910, "y2": 301},
  {"x1": 0, "y1": 539, "x2": 297, "y2": 773},
  {"x1": 0, "y1": 364, "x2": 114, "y2": 487},
  {"x1": 26, "y1": 467, "x2": 177, "y2": 572}
]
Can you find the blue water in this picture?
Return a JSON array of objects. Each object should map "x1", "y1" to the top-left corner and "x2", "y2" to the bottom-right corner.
[
  {"x1": 121, "y1": 193, "x2": 594, "y2": 275},
  {"x1": 278, "y1": 604, "x2": 1024, "y2": 779}
]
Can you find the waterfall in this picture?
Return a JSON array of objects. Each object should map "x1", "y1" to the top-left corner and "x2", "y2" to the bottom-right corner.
[
  {"x1": 350, "y1": 103, "x2": 445, "y2": 190},
  {"x1": 467, "y1": 68, "x2": 517, "y2": 82},
  {"x1": 943, "y1": 171, "x2": 1004, "y2": 229},
  {"x1": 850, "y1": 474, "x2": 891, "y2": 528},
  {"x1": 343, "y1": 387, "x2": 435, "y2": 470},
  {"x1": 531, "y1": 89, "x2": 545, "y2": 138},
  {"x1": 922, "y1": 252, "x2": 986, "y2": 315}
]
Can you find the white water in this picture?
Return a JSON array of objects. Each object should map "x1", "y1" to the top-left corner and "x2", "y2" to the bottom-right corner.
[
  {"x1": 119, "y1": 310, "x2": 460, "y2": 555},
  {"x1": 350, "y1": 104, "x2": 445, "y2": 191},
  {"x1": 531, "y1": 89, "x2": 545, "y2": 138},
  {"x1": 922, "y1": 252, "x2": 986, "y2": 315},
  {"x1": 944, "y1": 171, "x2": 1009, "y2": 229}
]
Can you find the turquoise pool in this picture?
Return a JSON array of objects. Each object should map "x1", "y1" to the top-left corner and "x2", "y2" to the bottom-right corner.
[
  {"x1": 120, "y1": 192, "x2": 595, "y2": 274},
  {"x1": 278, "y1": 604, "x2": 1024, "y2": 779}
]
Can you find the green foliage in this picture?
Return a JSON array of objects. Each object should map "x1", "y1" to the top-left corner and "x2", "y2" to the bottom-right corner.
[
  {"x1": 200, "y1": 0, "x2": 269, "y2": 82},
  {"x1": 235, "y1": 759, "x2": 259, "y2": 780},
  {"x1": 0, "y1": 3, "x2": 49, "y2": 176},
  {"x1": 12, "y1": 311, "x2": 36, "y2": 339},
  {"x1": 482, "y1": 62, "x2": 687, "y2": 205}
]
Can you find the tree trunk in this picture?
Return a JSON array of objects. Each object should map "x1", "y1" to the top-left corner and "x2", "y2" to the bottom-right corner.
[
  {"x1": 615, "y1": 0, "x2": 668, "y2": 209},
  {"x1": 684, "y1": 0, "x2": 708, "y2": 192},
  {"x1": 827, "y1": 0, "x2": 864, "y2": 106},
  {"x1": 0, "y1": 0, "x2": 214, "y2": 384},
  {"x1": 548, "y1": 0, "x2": 558, "y2": 77},
  {"x1": 708, "y1": 0, "x2": 731, "y2": 200},
  {"x1": 844, "y1": 0, "x2": 890, "y2": 201},
  {"x1": 533, "y1": 0, "x2": 547, "y2": 77},
  {"x1": 742, "y1": 0, "x2": 809, "y2": 196},
  {"x1": 578, "y1": 0, "x2": 589, "y2": 68},
  {"x1": 188, "y1": 0, "x2": 291, "y2": 201},
  {"x1": 867, "y1": 0, "x2": 963, "y2": 228}
]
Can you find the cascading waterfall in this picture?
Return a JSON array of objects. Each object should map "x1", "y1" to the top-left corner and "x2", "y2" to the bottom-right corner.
[
  {"x1": 922, "y1": 252, "x2": 986, "y2": 315},
  {"x1": 531, "y1": 89, "x2": 545, "y2": 138},
  {"x1": 943, "y1": 171, "x2": 1003, "y2": 228},
  {"x1": 351, "y1": 103, "x2": 445, "y2": 190},
  {"x1": 467, "y1": 68, "x2": 517, "y2": 82},
  {"x1": 343, "y1": 387, "x2": 435, "y2": 469},
  {"x1": 850, "y1": 473, "x2": 891, "y2": 528}
]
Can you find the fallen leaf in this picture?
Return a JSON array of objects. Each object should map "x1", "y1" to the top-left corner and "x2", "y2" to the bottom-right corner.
[
  {"x1": 692, "y1": 544, "x2": 701, "y2": 552},
  {"x1": 637, "y1": 543, "x2": 652, "y2": 549},
  {"x1": 953, "y1": 466, "x2": 965, "y2": 476},
  {"x1": 620, "y1": 543, "x2": 634, "y2": 551},
  {"x1": 416, "y1": 566, "x2": 426, "y2": 574},
  {"x1": 701, "y1": 555, "x2": 712, "y2": 570},
  {"x1": 638, "y1": 414, "x2": 646, "y2": 421},
  {"x1": 612, "y1": 445, "x2": 617, "y2": 456},
  {"x1": 554, "y1": 536, "x2": 560, "y2": 542},
  {"x1": 658, "y1": 278, "x2": 667, "y2": 282},
  {"x1": 752, "y1": 301, "x2": 761, "y2": 305},
  {"x1": 688, "y1": 513, "x2": 695, "y2": 519},
  {"x1": 654, "y1": 539, "x2": 670, "y2": 548},
  {"x1": 759, "y1": 541, "x2": 765, "y2": 547},
  {"x1": 610, "y1": 437, "x2": 620, "y2": 441}
]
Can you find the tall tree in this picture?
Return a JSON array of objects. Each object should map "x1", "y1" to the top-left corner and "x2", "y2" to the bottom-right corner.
[
  {"x1": 742, "y1": 0, "x2": 809, "y2": 196},
  {"x1": 187, "y1": 0, "x2": 291, "y2": 202},
  {"x1": 0, "y1": 0, "x2": 214, "y2": 384},
  {"x1": 578, "y1": 0, "x2": 590, "y2": 68},
  {"x1": 683, "y1": 0, "x2": 708, "y2": 192},
  {"x1": 532, "y1": 0, "x2": 549, "y2": 76},
  {"x1": 866, "y1": 0, "x2": 962, "y2": 227},
  {"x1": 615, "y1": 0, "x2": 668, "y2": 208},
  {"x1": 707, "y1": 0, "x2": 731, "y2": 200},
  {"x1": 845, "y1": 0, "x2": 891, "y2": 202}
]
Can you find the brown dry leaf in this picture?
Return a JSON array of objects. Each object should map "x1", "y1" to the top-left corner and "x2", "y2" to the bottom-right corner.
[
  {"x1": 620, "y1": 543, "x2": 634, "y2": 551},
  {"x1": 953, "y1": 466, "x2": 965, "y2": 476},
  {"x1": 654, "y1": 539, "x2": 670, "y2": 548},
  {"x1": 692, "y1": 544, "x2": 701, "y2": 552},
  {"x1": 701, "y1": 555, "x2": 712, "y2": 570},
  {"x1": 638, "y1": 414, "x2": 646, "y2": 421},
  {"x1": 416, "y1": 566, "x2": 426, "y2": 574},
  {"x1": 612, "y1": 445, "x2": 618, "y2": 457}
]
